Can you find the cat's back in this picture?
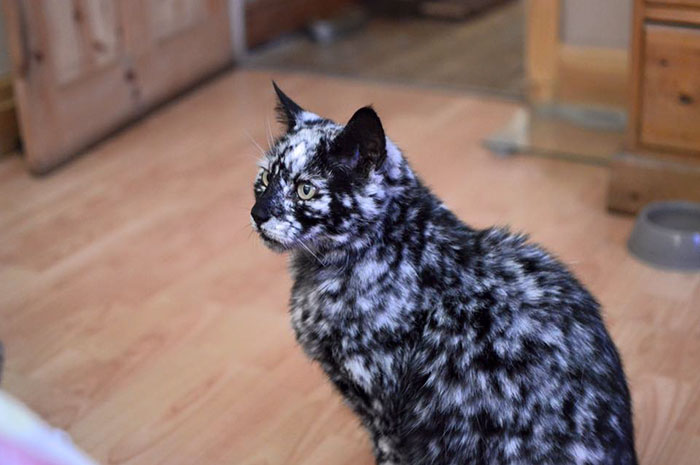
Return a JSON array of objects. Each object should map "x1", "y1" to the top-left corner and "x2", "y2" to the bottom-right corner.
[
  {"x1": 405, "y1": 224, "x2": 637, "y2": 464},
  {"x1": 445, "y1": 224, "x2": 601, "y2": 323},
  {"x1": 434, "y1": 224, "x2": 616, "y2": 378}
]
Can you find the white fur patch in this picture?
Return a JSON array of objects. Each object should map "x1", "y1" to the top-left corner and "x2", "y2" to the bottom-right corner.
[
  {"x1": 288, "y1": 142, "x2": 307, "y2": 172},
  {"x1": 569, "y1": 443, "x2": 603, "y2": 465},
  {"x1": 344, "y1": 356, "x2": 372, "y2": 389},
  {"x1": 300, "y1": 111, "x2": 322, "y2": 124}
]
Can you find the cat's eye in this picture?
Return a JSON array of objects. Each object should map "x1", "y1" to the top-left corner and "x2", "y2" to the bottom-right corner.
[
  {"x1": 297, "y1": 182, "x2": 317, "y2": 200},
  {"x1": 261, "y1": 170, "x2": 270, "y2": 187}
]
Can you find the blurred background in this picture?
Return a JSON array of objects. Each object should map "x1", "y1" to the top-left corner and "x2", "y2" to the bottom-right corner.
[
  {"x1": 1, "y1": 0, "x2": 698, "y2": 208},
  {"x1": 0, "y1": 1, "x2": 699, "y2": 465}
]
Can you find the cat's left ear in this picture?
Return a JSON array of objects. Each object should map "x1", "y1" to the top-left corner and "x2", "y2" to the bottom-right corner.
[
  {"x1": 273, "y1": 81, "x2": 305, "y2": 132},
  {"x1": 333, "y1": 106, "x2": 387, "y2": 172}
]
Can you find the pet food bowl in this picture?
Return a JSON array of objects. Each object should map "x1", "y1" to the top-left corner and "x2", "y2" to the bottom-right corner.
[{"x1": 628, "y1": 201, "x2": 700, "y2": 271}]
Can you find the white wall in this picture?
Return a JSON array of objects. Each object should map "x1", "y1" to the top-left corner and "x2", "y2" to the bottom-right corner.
[{"x1": 562, "y1": 0, "x2": 633, "y2": 49}]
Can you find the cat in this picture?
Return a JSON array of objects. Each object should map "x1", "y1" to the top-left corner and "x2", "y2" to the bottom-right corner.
[{"x1": 250, "y1": 82, "x2": 638, "y2": 465}]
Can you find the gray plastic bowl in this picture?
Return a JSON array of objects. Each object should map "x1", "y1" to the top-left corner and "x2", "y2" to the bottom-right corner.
[{"x1": 628, "y1": 201, "x2": 700, "y2": 271}]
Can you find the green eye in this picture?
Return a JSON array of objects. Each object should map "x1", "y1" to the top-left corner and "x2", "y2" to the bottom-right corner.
[
  {"x1": 297, "y1": 182, "x2": 317, "y2": 200},
  {"x1": 261, "y1": 170, "x2": 269, "y2": 187}
]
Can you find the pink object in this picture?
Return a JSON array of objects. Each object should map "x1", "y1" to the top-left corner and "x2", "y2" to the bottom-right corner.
[
  {"x1": 0, "y1": 436, "x2": 60, "y2": 465},
  {"x1": 0, "y1": 390, "x2": 100, "y2": 465}
]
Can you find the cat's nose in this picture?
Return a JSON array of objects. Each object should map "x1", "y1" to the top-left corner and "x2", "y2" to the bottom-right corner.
[{"x1": 251, "y1": 203, "x2": 271, "y2": 226}]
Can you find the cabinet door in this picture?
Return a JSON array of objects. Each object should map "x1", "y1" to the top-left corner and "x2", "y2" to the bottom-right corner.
[
  {"x1": 640, "y1": 24, "x2": 700, "y2": 154},
  {"x1": 3, "y1": 1, "x2": 231, "y2": 173}
]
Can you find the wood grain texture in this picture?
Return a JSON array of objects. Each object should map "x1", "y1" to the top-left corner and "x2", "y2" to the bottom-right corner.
[
  {"x1": 627, "y1": 0, "x2": 700, "y2": 156},
  {"x1": 646, "y1": 4, "x2": 700, "y2": 25},
  {"x1": 0, "y1": 70, "x2": 699, "y2": 464},
  {"x1": 525, "y1": 0, "x2": 560, "y2": 102},
  {"x1": 245, "y1": 1, "x2": 525, "y2": 98},
  {"x1": 526, "y1": 0, "x2": 631, "y2": 108},
  {"x1": 650, "y1": 0, "x2": 700, "y2": 8},
  {"x1": 641, "y1": 24, "x2": 700, "y2": 154},
  {"x1": 620, "y1": 0, "x2": 700, "y2": 214},
  {"x1": 2, "y1": 0, "x2": 232, "y2": 174},
  {"x1": 0, "y1": 77, "x2": 19, "y2": 155},
  {"x1": 626, "y1": 0, "x2": 646, "y2": 151},
  {"x1": 556, "y1": 45, "x2": 629, "y2": 108},
  {"x1": 607, "y1": 151, "x2": 700, "y2": 213}
]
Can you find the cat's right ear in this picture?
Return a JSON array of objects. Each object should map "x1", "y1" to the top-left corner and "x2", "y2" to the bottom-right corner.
[
  {"x1": 332, "y1": 106, "x2": 387, "y2": 174},
  {"x1": 273, "y1": 81, "x2": 304, "y2": 132}
]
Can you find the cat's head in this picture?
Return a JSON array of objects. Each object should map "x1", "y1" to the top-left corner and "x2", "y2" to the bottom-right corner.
[{"x1": 251, "y1": 83, "x2": 399, "y2": 253}]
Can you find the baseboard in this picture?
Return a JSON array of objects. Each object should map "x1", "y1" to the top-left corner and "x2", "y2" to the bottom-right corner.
[
  {"x1": 607, "y1": 151, "x2": 700, "y2": 214},
  {"x1": 245, "y1": 0, "x2": 356, "y2": 48}
]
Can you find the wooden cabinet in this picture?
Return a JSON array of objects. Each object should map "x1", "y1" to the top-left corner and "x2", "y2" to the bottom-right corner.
[
  {"x1": 640, "y1": 24, "x2": 700, "y2": 153},
  {"x1": 651, "y1": 0, "x2": 700, "y2": 7},
  {"x1": 628, "y1": 4, "x2": 700, "y2": 156},
  {"x1": 2, "y1": 1, "x2": 233, "y2": 173},
  {"x1": 608, "y1": 0, "x2": 700, "y2": 213}
]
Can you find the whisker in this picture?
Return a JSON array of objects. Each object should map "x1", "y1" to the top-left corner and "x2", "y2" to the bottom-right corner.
[
  {"x1": 236, "y1": 222, "x2": 253, "y2": 233},
  {"x1": 244, "y1": 129, "x2": 267, "y2": 157},
  {"x1": 297, "y1": 239, "x2": 325, "y2": 267},
  {"x1": 240, "y1": 151, "x2": 263, "y2": 162},
  {"x1": 265, "y1": 117, "x2": 275, "y2": 149}
]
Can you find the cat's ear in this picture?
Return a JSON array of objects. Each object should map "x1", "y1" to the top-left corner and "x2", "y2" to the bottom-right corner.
[
  {"x1": 273, "y1": 81, "x2": 304, "y2": 132},
  {"x1": 333, "y1": 106, "x2": 387, "y2": 172}
]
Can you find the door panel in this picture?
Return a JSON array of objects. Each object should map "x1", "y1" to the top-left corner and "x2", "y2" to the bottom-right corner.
[
  {"x1": 44, "y1": 0, "x2": 120, "y2": 86},
  {"x1": 3, "y1": 0, "x2": 232, "y2": 173},
  {"x1": 131, "y1": 0, "x2": 232, "y2": 106},
  {"x1": 81, "y1": 0, "x2": 120, "y2": 69},
  {"x1": 4, "y1": 0, "x2": 135, "y2": 172},
  {"x1": 149, "y1": 0, "x2": 207, "y2": 42}
]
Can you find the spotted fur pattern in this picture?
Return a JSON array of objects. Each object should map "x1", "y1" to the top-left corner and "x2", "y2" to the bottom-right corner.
[{"x1": 250, "y1": 84, "x2": 637, "y2": 465}]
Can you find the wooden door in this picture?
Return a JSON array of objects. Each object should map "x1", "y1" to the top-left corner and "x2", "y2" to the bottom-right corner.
[{"x1": 3, "y1": 0, "x2": 232, "y2": 173}]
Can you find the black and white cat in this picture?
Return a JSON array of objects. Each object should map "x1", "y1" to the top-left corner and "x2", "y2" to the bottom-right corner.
[{"x1": 250, "y1": 83, "x2": 637, "y2": 465}]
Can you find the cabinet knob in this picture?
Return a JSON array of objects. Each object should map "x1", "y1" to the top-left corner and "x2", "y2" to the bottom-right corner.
[{"x1": 678, "y1": 93, "x2": 694, "y2": 105}]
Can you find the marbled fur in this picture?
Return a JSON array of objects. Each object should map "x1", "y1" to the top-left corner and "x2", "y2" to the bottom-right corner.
[{"x1": 250, "y1": 84, "x2": 637, "y2": 465}]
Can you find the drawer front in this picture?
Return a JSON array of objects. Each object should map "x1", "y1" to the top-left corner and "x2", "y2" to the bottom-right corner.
[
  {"x1": 648, "y1": 0, "x2": 700, "y2": 8},
  {"x1": 641, "y1": 24, "x2": 700, "y2": 153}
]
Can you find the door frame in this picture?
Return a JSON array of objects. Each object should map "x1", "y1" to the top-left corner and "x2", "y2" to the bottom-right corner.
[
  {"x1": 525, "y1": 0, "x2": 630, "y2": 107},
  {"x1": 525, "y1": 0, "x2": 561, "y2": 102}
]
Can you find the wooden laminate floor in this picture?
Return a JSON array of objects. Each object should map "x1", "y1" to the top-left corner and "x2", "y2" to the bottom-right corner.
[
  {"x1": 244, "y1": 0, "x2": 525, "y2": 99},
  {"x1": 0, "y1": 70, "x2": 698, "y2": 465}
]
